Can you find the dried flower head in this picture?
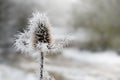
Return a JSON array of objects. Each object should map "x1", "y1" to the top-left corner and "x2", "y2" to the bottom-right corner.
[
  {"x1": 14, "y1": 11, "x2": 52, "y2": 54},
  {"x1": 29, "y1": 12, "x2": 52, "y2": 50}
]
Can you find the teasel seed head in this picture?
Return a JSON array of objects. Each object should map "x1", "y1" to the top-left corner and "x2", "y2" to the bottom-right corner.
[
  {"x1": 14, "y1": 11, "x2": 52, "y2": 54},
  {"x1": 32, "y1": 23, "x2": 52, "y2": 49},
  {"x1": 28, "y1": 12, "x2": 52, "y2": 51}
]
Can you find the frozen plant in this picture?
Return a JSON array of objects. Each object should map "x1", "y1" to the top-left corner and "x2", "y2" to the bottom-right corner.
[
  {"x1": 14, "y1": 11, "x2": 56, "y2": 80},
  {"x1": 14, "y1": 11, "x2": 72, "y2": 80}
]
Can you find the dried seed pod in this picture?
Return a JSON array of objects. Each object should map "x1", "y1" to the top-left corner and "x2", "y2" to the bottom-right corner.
[
  {"x1": 14, "y1": 12, "x2": 53, "y2": 53},
  {"x1": 35, "y1": 23, "x2": 51, "y2": 44},
  {"x1": 32, "y1": 23, "x2": 51, "y2": 49}
]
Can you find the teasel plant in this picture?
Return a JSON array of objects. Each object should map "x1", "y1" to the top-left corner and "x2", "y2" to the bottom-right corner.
[
  {"x1": 14, "y1": 11, "x2": 58, "y2": 80},
  {"x1": 14, "y1": 10, "x2": 73, "y2": 80}
]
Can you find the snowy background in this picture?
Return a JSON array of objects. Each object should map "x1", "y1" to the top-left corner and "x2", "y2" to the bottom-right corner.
[{"x1": 0, "y1": 0, "x2": 120, "y2": 80}]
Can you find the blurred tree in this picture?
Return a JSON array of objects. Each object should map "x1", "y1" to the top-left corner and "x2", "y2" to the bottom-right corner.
[
  {"x1": 0, "y1": 0, "x2": 38, "y2": 55},
  {"x1": 0, "y1": 0, "x2": 11, "y2": 40},
  {"x1": 71, "y1": 0, "x2": 120, "y2": 50}
]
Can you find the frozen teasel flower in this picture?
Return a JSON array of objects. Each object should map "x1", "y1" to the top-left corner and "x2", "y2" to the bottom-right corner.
[
  {"x1": 14, "y1": 11, "x2": 57, "y2": 80},
  {"x1": 14, "y1": 12, "x2": 52, "y2": 54}
]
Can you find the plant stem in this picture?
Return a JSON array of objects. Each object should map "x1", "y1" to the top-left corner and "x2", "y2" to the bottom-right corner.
[{"x1": 40, "y1": 51, "x2": 44, "y2": 80}]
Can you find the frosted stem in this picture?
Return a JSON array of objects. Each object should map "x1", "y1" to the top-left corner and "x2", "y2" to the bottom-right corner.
[{"x1": 40, "y1": 51, "x2": 44, "y2": 80}]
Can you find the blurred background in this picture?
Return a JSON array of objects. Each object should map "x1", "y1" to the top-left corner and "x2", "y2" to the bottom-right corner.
[{"x1": 0, "y1": 0, "x2": 120, "y2": 80}]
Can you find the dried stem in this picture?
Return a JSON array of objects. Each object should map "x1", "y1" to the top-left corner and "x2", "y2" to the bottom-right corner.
[{"x1": 40, "y1": 51, "x2": 44, "y2": 80}]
